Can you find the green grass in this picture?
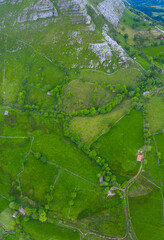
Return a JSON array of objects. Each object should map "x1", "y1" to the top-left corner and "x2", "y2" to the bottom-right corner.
[
  {"x1": 146, "y1": 96, "x2": 164, "y2": 133},
  {"x1": 142, "y1": 45, "x2": 164, "y2": 57},
  {"x1": 62, "y1": 79, "x2": 115, "y2": 114},
  {"x1": 143, "y1": 137, "x2": 161, "y2": 186},
  {"x1": 70, "y1": 99, "x2": 131, "y2": 143},
  {"x1": 70, "y1": 191, "x2": 126, "y2": 236},
  {"x1": 129, "y1": 190, "x2": 164, "y2": 240},
  {"x1": 128, "y1": 175, "x2": 155, "y2": 197},
  {"x1": 32, "y1": 133, "x2": 101, "y2": 183},
  {"x1": 80, "y1": 68, "x2": 141, "y2": 89},
  {"x1": 0, "y1": 197, "x2": 9, "y2": 213},
  {"x1": 22, "y1": 219, "x2": 80, "y2": 240},
  {"x1": 92, "y1": 110, "x2": 144, "y2": 183},
  {"x1": 0, "y1": 208, "x2": 14, "y2": 231},
  {"x1": 50, "y1": 170, "x2": 97, "y2": 218},
  {"x1": 20, "y1": 155, "x2": 59, "y2": 204},
  {"x1": 50, "y1": 170, "x2": 125, "y2": 236},
  {"x1": 154, "y1": 134, "x2": 164, "y2": 193},
  {"x1": 0, "y1": 138, "x2": 31, "y2": 178},
  {"x1": 136, "y1": 56, "x2": 150, "y2": 70}
]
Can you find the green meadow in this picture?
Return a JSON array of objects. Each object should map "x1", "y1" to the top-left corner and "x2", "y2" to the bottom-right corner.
[
  {"x1": 92, "y1": 110, "x2": 144, "y2": 183},
  {"x1": 80, "y1": 68, "x2": 141, "y2": 89},
  {"x1": 129, "y1": 189, "x2": 164, "y2": 240},
  {"x1": 70, "y1": 99, "x2": 131, "y2": 143},
  {"x1": 146, "y1": 96, "x2": 164, "y2": 133},
  {"x1": 62, "y1": 79, "x2": 115, "y2": 114},
  {"x1": 22, "y1": 219, "x2": 80, "y2": 240}
]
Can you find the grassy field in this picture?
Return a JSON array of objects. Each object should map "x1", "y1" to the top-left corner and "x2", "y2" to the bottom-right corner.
[
  {"x1": 0, "y1": 138, "x2": 30, "y2": 178},
  {"x1": 50, "y1": 170, "x2": 125, "y2": 236},
  {"x1": 142, "y1": 45, "x2": 164, "y2": 57},
  {"x1": 146, "y1": 96, "x2": 164, "y2": 133},
  {"x1": 20, "y1": 155, "x2": 59, "y2": 204},
  {"x1": 92, "y1": 110, "x2": 144, "y2": 183},
  {"x1": 143, "y1": 137, "x2": 161, "y2": 186},
  {"x1": 62, "y1": 79, "x2": 115, "y2": 114},
  {"x1": 136, "y1": 56, "x2": 150, "y2": 70},
  {"x1": 32, "y1": 133, "x2": 101, "y2": 183},
  {"x1": 129, "y1": 189, "x2": 164, "y2": 240},
  {"x1": 0, "y1": 197, "x2": 9, "y2": 213},
  {"x1": 69, "y1": 191, "x2": 126, "y2": 236},
  {"x1": 70, "y1": 99, "x2": 131, "y2": 143},
  {"x1": 80, "y1": 68, "x2": 141, "y2": 89},
  {"x1": 0, "y1": 208, "x2": 14, "y2": 231},
  {"x1": 154, "y1": 134, "x2": 164, "y2": 193},
  {"x1": 22, "y1": 219, "x2": 80, "y2": 240},
  {"x1": 0, "y1": 110, "x2": 126, "y2": 237}
]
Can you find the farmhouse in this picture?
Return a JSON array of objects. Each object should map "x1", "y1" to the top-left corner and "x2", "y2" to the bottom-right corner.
[
  {"x1": 19, "y1": 207, "x2": 26, "y2": 216},
  {"x1": 143, "y1": 91, "x2": 150, "y2": 96},
  {"x1": 47, "y1": 91, "x2": 52, "y2": 96},
  {"x1": 99, "y1": 176, "x2": 104, "y2": 183},
  {"x1": 4, "y1": 110, "x2": 9, "y2": 115},
  {"x1": 137, "y1": 154, "x2": 143, "y2": 162},
  {"x1": 12, "y1": 211, "x2": 18, "y2": 218}
]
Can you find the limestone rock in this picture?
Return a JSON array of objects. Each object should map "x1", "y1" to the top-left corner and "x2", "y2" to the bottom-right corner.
[
  {"x1": 17, "y1": 0, "x2": 58, "y2": 23},
  {"x1": 89, "y1": 42, "x2": 112, "y2": 64},
  {"x1": 56, "y1": 0, "x2": 91, "y2": 24},
  {"x1": 98, "y1": 0, "x2": 125, "y2": 27}
]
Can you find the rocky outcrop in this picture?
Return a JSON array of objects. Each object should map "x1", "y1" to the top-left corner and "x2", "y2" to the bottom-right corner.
[
  {"x1": 89, "y1": 42, "x2": 112, "y2": 64},
  {"x1": 102, "y1": 24, "x2": 131, "y2": 66},
  {"x1": 98, "y1": 0, "x2": 125, "y2": 27},
  {"x1": 56, "y1": 0, "x2": 91, "y2": 24},
  {"x1": 17, "y1": 0, "x2": 58, "y2": 23}
]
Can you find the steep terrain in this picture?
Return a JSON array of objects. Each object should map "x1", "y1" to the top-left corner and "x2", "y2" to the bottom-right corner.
[{"x1": 0, "y1": 0, "x2": 131, "y2": 74}]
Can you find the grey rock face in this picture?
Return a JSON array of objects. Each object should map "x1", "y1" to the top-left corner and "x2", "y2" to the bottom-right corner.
[
  {"x1": 56, "y1": 0, "x2": 91, "y2": 24},
  {"x1": 98, "y1": 0, "x2": 125, "y2": 27},
  {"x1": 17, "y1": 0, "x2": 58, "y2": 23}
]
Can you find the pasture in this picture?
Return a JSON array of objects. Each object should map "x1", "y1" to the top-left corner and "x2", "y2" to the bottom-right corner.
[
  {"x1": 22, "y1": 219, "x2": 80, "y2": 240},
  {"x1": 20, "y1": 155, "x2": 59, "y2": 204},
  {"x1": 0, "y1": 208, "x2": 14, "y2": 231},
  {"x1": 0, "y1": 110, "x2": 126, "y2": 238},
  {"x1": 129, "y1": 189, "x2": 164, "y2": 240},
  {"x1": 62, "y1": 79, "x2": 115, "y2": 114},
  {"x1": 80, "y1": 68, "x2": 141, "y2": 89},
  {"x1": 142, "y1": 45, "x2": 164, "y2": 57},
  {"x1": 92, "y1": 110, "x2": 144, "y2": 183},
  {"x1": 146, "y1": 96, "x2": 164, "y2": 133},
  {"x1": 32, "y1": 133, "x2": 101, "y2": 183},
  {"x1": 69, "y1": 99, "x2": 131, "y2": 143}
]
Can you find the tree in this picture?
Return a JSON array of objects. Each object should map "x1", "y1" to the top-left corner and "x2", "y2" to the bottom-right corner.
[
  {"x1": 69, "y1": 200, "x2": 74, "y2": 206},
  {"x1": 66, "y1": 91, "x2": 74, "y2": 98},
  {"x1": 124, "y1": 33, "x2": 129, "y2": 42},
  {"x1": 34, "y1": 152, "x2": 41, "y2": 160},
  {"x1": 39, "y1": 211, "x2": 47, "y2": 223}
]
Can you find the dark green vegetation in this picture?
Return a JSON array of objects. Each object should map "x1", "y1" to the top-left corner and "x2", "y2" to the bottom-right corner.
[
  {"x1": 0, "y1": 0, "x2": 164, "y2": 239},
  {"x1": 126, "y1": 0, "x2": 164, "y2": 22}
]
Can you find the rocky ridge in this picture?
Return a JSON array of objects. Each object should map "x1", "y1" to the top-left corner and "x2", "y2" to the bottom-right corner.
[
  {"x1": 0, "y1": 0, "x2": 131, "y2": 71},
  {"x1": 17, "y1": 0, "x2": 58, "y2": 23}
]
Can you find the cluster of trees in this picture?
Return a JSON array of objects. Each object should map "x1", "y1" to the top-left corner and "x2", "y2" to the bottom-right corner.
[
  {"x1": 34, "y1": 152, "x2": 48, "y2": 164},
  {"x1": 62, "y1": 119, "x2": 117, "y2": 188},
  {"x1": 139, "y1": 67, "x2": 162, "y2": 90},
  {"x1": 71, "y1": 93, "x2": 125, "y2": 117},
  {"x1": 68, "y1": 191, "x2": 77, "y2": 207},
  {"x1": 70, "y1": 84, "x2": 128, "y2": 117}
]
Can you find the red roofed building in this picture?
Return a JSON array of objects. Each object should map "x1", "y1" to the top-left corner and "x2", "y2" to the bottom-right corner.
[{"x1": 137, "y1": 155, "x2": 143, "y2": 162}]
